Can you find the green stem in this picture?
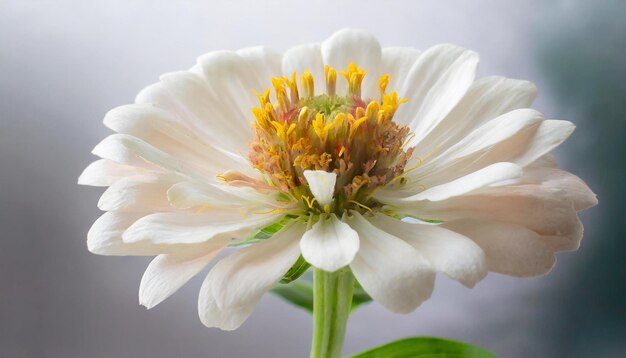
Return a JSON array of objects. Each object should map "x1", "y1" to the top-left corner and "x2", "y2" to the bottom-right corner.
[{"x1": 310, "y1": 268, "x2": 354, "y2": 358}]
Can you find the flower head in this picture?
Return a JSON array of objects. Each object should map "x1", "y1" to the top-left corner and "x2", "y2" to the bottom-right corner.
[{"x1": 80, "y1": 29, "x2": 596, "y2": 330}]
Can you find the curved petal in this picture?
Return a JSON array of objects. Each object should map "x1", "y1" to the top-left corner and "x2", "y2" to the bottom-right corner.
[
  {"x1": 395, "y1": 44, "x2": 478, "y2": 137},
  {"x1": 91, "y1": 134, "x2": 203, "y2": 181},
  {"x1": 381, "y1": 47, "x2": 422, "y2": 93},
  {"x1": 368, "y1": 214, "x2": 486, "y2": 287},
  {"x1": 159, "y1": 71, "x2": 252, "y2": 155},
  {"x1": 380, "y1": 162, "x2": 522, "y2": 201},
  {"x1": 321, "y1": 29, "x2": 382, "y2": 98},
  {"x1": 346, "y1": 213, "x2": 435, "y2": 313},
  {"x1": 98, "y1": 174, "x2": 179, "y2": 212},
  {"x1": 198, "y1": 221, "x2": 305, "y2": 330},
  {"x1": 103, "y1": 103, "x2": 252, "y2": 176},
  {"x1": 236, "y1": 46, "x2": 283, "y2": 92},
  {"x1": 167, "y1": 181, "x2": 278, "y2": 210},
  {"x1": 282, "y1": 43, "x2": 325, "y2": 94},
  {"x1": 413, "y1": 109, "x2": 544, "y2": 187},
  {"x1": 300, "y1": 214, "x2": 359, "y2": 272},
  {"x1": 393, "y1": 190, "x2": 583, "y2": 252},
  {"x1": 415, "y1": 76, "x2": 537, "y2": 156},
  {"x1": 139, "y1": 247, "x2": 224, "y2": 309},
  {"x1": 303, "y1": 170, "x2": 337, "y2": 207},
  {"x1": 78, "y1": 159, "x2": 143, "y2": 187},
  {"x1": 508, "y1": 167, "x2": 597, "y2": 211},
  {"x1": 87, "y1": 212, "x2": 163, "y2": 256},
  {"x1": 123, "y1": 210, "x2": 284, "y2": 245},
  {"x1": 442, "y1": 219, "x2": 556, "y2": 277}
]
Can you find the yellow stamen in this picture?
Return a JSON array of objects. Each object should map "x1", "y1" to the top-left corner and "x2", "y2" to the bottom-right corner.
[
  {"x1": 348, "y1": 200, "x2": 373, "y2": 213},
  {"x1": 302, "y1": 195, "x2": 317, "y2": 209},
  {"x1": 254, "y1": 207, "x2": 285, "y2": 215},
  {"x1": 285, "y1": 72, "x2": 299, "y2": 104},
  {"x1": 340, "y1": 63, "x2": 367, "y2": 97},
  {"x1": 378, "y1": 74, "x2": 390, "y2": 97},
  {"x1": 324, "y1": 65, "x2": 337, "y2": 96},
  {"x1": 300, "y1": 70, "x2": 315, "y2": 98},
  {"x1": 350, "y1": 116, "x2": 368, "y2": 138}
]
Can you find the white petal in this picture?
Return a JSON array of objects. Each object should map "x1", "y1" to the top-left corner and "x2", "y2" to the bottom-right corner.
[
  {"x1": 78, "y1": 159, "x2": 142, "y2": 187},
  {"x1": 368, "y1": 214, "x2": 486, "y2": 287},
  {"x1": 528, "y1": 154, "x2": 559, "y2": 168},
  {"x1": 415, "y1": 76, "x2": 537, "y2": 156},
  {"x1": 103, "y1": 104, "x2": 251, "y2": 176},
  {"x1": 198, "y1": 221, "x2": 305, "y2": 330},
  {"x1": 98, "y1": 174, "x2": 178, "y2": 212},
  {"x1": 123, "y1": 210, "x2": 284, "y2": 245},
  {"x1": 300, "y1": 214, "x2": 359, "y2": 272},
  {"x1": 139, "y1": 247, "x2": 224, "y2": 309},
  {"x1": 385, "y1": 162, "x2": 522, "y2": 202},
  {"x1": 236, "y1": 46, "x2": 282, "y2": 90},
  {"x1": 346, "y1": 213, "x2": 435, "y2": 313},
  {"x1": 321, "y1": 29, "x2": 382, "y2": 97},
  {"x1": 429, "y1": 109, "x2": 543, "y2": 169},
  {"x1": 414, "y1": 109, "x2": 543, "y2": 187},
  {"x1": 393, "y1": 190, "x2": 583, "y2": 252},
  {"x1": 303, "y1": 170, "x2": 337, "y2": 207},
  {"x1": 381, "y1": 47, "x2": 422, "y2": 92},
  {"x1": 159, "y1": 71, "x2": 251, "y2": 155},
  {"x1": 443, "y1": 219, "x2": 556, "y2": 277},
  {"x1": 395, "y1": 44, "x2": 478, "y2": 134},
  {"x1": 167, "y1": 181, "x2": 276, "y2": 210},
  {"x1": 282, "y1": 43, "x2": 325, "y2": 94},
  {"x1": 92, "y1": 134, "x2": 203, "y2": 181},
  {"x1": 513, "y1": 120, "x2": 575, "y2": 167},
  {"x1": 510, "y1": 167, "x2": 597, "y2": 210},
  {"x1": 87, "y1": 212, "x2": 163, "y2": 256}
]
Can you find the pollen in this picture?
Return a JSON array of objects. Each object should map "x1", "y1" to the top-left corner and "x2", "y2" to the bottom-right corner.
[{"x1": 243, "y1": 63, "x2": 414, "y2": 214}]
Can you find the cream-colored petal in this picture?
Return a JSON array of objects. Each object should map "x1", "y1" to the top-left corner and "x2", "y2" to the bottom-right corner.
[
  {"x1": 139, "y1": 247, "x2": 224, "y2": 309},
  {"x1": 321, "y1": 29, "x2": 382, "y2": 98},
  {"x1": 412, "y1": 109, "x2": 543, "y2": 189},
  {"x1": 368, "y1": 214, "x2": 486, "y2": 288},
  {"x1": 98, "y1": 174, "x2": 179, "y2": 212},
  {"x1": 91, "y1": 134, "x2": 203, "y2": 181},
  {"x1": 415, "y1": 76, "x2": 537, "y2": 157},
  {"x1": 382, "y1": 162, "x2": 522, "y2": 202},
  {"x1": 508, "y1": 167, "x2": 597, "y2": 210},
  {"x1": 300, "y1": 214, "x2": 359, "y2": 272},
  {"x1": 167, "y1": 181, "x2": 278, "y2": 210},
  {"x1": 346, "y1": 213, "x2": 435, "y2": 314},
  {"x1": 282, "y1": 43, "x2": 325, "y2": 94},
  {"x1": 123, "y1": 210, "x2": 284, "y2": 245},
  {"x1": 87, "y1": 212, "x2": 163, "y2": 256},
  {"x1": 78, "y1": 159, "x2": 143, "y2": 187},
  {"x1": 392, "y1": 190, "x2": 583, "y2": 252},
  {"x1": 303, "y1": 170, "x2": 337, "y2": 207},
  {"x1": 198, "y1": 221, "x2": 305, "y2": 330},
  {"x1": 395, "y1": 44, "x2": 478, "y2": 135},
  {"x1": 103, "y1": 103, "x2": 252, "y2": 176},
  {"x1": 381, "y1": 47, "x2": 422, "y2": 93},
  {"x1": 442, "y1": 219, "x2": 556, "y2": 277},
  {"x1": 159, "y1": 71, "x2": 252, "y2": 156}
]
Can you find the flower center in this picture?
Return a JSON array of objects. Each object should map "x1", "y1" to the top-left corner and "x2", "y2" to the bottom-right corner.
[{"x1": 228, "y1": 64, "x2": 413, "y2": 215}]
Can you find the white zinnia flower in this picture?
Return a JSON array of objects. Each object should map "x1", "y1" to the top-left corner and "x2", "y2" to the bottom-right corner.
[{"x1": 79, "y1": 29, "x2": 597, "y2": 330}]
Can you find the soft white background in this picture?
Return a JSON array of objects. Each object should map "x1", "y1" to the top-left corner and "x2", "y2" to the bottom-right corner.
[{"x1": 1, "y1": 1, "x2": 623, "y2": 357}]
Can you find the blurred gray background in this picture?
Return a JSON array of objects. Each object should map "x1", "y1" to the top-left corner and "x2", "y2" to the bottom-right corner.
[{"x1": 1, "y1": 1, "x2": 624, "y2": 357}]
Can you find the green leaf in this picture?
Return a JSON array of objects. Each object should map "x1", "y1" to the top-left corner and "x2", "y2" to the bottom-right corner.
[
  {"x1": 350, "y1": 280, "x2": 372, "y2": 312},
  {"x1": 271, "y1": 280, "x2": 314, "y2": 313},
  {"x1": 280, "y1": 255, "x2": 311, "y2": 284},
  {"x1": 230, "y1": 214, "x2": 297, "y2": 247},
  {"x1": 348, "y1": 337, "x2": 496, "y2": 358}
]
